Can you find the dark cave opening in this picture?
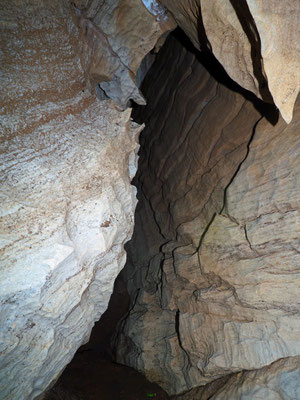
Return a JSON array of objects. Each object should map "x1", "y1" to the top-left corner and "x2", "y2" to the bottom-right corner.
[
  {"x1": 44, "y1": 27, "x2": 280, "y2": 400},
  {"x1": 132, "y1": 27, "x2": 278, "y2": 126}
]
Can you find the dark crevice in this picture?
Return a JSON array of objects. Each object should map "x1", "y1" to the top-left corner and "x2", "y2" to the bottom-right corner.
[
  {"x1": 160, "y1": 28, "x2": 279, "y2": 125},
  {"x1": 45, "y1": 27, "x2": 283, "y2": 400},
  {"x1": 175, "y1": 309, "x2": 192, "y2": 386},
  {"x1": 221, "y1": 115, "x2": 264, "y2": 215},
  {"x1": 196, "y1": 212, "x2": 216, "y2": 273},
  {"x1": 196, "y1": 1, "x2": 212, "y2": 52},
  {"x1": 133, "y1": 28, "x2": 278, "y2": 125},
  {"x1": 174, "y1": 310, "x2": 182, "y2": 348},
  {"x1": 229, "y1": 0, "x2": 273, "y2": 103}
]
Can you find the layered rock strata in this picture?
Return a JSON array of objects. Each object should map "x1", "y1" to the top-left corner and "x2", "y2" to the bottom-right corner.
[
  {"x1": 0, "y1": 0, "x2": 162, "y2": 398},
  {"x1": 160, "y1": 0, "x2": 300, "y2": 123},
  {"x1": 174, "y1": 355, "x2": 300, "y2": 399},
  {"x1": 1, "y1": 0, "x2": 300, "y2": 399},
  {"x1": 114, "y1": 32, "x2": 300, "y2": 395}
]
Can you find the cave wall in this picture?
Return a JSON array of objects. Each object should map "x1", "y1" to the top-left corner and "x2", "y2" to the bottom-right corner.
[
  {"x1": 174, "y1": 355, "x2": 300, "y2": 400},
  {"x1": 72, "y1": 0, "x2": 175, "y2": 107},
  {"x1": 0, "y1": 0, "x2": 167, "y2": 398},
  {"x1": 160, "y1": 0, "x2": 300, "y2": 124},
  {"x1": 0, "y1": 0, "x2": 174, "y2": 397},
  {"x1": 1, "y1": 0, "x2": 300, "y2": 399},
  {"x1": 114, "y1": 31, "x2": 300, "y2": 396}
]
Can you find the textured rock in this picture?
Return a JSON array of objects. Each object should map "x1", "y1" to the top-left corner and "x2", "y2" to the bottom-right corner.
[
  {"x1": 114, "y1": 32, "x2": 300, "y2": 396},
  {"x1": 197, "y1": 92, "x2": 300, "y2": 373},
  {"x1": 1, "y1": 0, "x2": 300, "y2": 399},
  {"x1": 114, "y1": 32, "x2": 260, "y2": 394},
  {"x1": 208, "y1": 356, "x2": 300, "y2": 400},
  {"x1": 162, "y1": 0, "x2": 261, "y2": 96},
  {"x1": 160, "y1": 0, "x2": 300, "y2": 123},
  {"x1": 174, "y1": 356, "x2": 300, "y2": 399},
  {"x1": 0, "y1": 1, "x2": 144, "y2": 399},
  {"x1": 245, "y1": 0, "x2": 300, "y2": 124},
  {"x1": 73, "y1": 0, "x2": 175, "y2": 108}
]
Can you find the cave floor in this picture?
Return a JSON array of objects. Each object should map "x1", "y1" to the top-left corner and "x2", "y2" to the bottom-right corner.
[
  {"x1": 45, "y1": 274, "x2": 170, "y2": 400},
  {"x1": 47, "y1": 351, "x2": 170, "y2": 400}
]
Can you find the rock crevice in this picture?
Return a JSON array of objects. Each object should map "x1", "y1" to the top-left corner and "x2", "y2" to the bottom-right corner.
[
  {"x1": 113, "y1": 30, "x2": 300, "y2": 396},
  {"x1": 1, "y1": 1, "x2": 300, "y2": 399}
]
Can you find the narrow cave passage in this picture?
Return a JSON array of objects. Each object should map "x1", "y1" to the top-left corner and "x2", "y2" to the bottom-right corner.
[{"x1": 44, "y1": 28, "x2": 280, "y2": 400}]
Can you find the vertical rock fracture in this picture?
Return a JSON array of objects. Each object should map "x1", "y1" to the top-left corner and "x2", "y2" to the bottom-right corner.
[{"x1": 1, "y1": 0, "x2": 300, "y2": 399}]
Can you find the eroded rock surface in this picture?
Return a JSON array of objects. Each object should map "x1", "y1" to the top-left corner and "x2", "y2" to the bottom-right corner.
[
  {"x1": 114, "y1": 32, "x2": 300, "y2": 395},
  {"x1": 73, "y1": 0, "x2": 175, "y2": 108},
  {"x1": 174, "y1": 356, "x2": 300, "y2": 399},
  {"x1": 160, "y1": 0, "x2": 300, "y2": 123},
  {"x1": 245, "y1": 0, "x2": 300, "y2": 124},
  {"x1": 0, "y1": 0, "x2": 146, "y2": 398},
  {"x1": 1, "y1": 0, "x2": 300, "y2": 399}
]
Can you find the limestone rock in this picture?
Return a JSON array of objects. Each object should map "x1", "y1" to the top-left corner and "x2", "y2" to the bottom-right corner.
[
  {"x1": 174, "y1": 356, "x2": 300, "y2": 399},
  {"x1": 0, "y1": 1, "x2": 143, "y2": 398},
  {"x1": 209, "y1": 356, "x2": 300, "y2": 400},
  {"x1": 198, "y1": 92, "x2": 300, "y2": 376},
  {"x1": 245, "y1": 0, "x2": 300, "y2": 123},
  {"x1": 2, "y1": 0, "x2": 300, "y2": 398},
  {"x1": 160, "y1": 0, "x2": 300, "y2": 123},
  {"x1": 73, "y1": 0, "x2": 175, "y2": 108},
  {"x1": 114, "y1": 31, "x2": 300, "y2": 396},
  {"x1": 114, "y1": 33, "x2": 264, "y2": 395}
]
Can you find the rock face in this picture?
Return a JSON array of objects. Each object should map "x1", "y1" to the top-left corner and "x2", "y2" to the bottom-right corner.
[
  {"x1": 0, "y1": 0, "x2": 165, "y2": 398},
  {"x1": 1, "y1": 0, "x2": 300, "y2": 399},
  {"x1": 174, "y1": 356, "x2": 300, "y2": 399},
  {"x1": 245, "y1": 0, "x2": 300, "y2": 125},
  {"x1": 114, "y1": 32, "x2": 300, "y2": 395},
  {"x1": 73, "y1": 0, "x2": 175, "y2": 107},
  {"x1": 160, "y1": 0, "x2": 300, "y2": 123}
]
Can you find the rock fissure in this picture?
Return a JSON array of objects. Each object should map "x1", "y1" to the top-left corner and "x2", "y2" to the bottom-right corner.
[
  {"x1": 1, "y1": 1, "x2": 300, "y2": 399},
  {"x1": 113, "y1": 26, "x2": 300, "y2": 398},
  {"x1": 221, "y1": 115, "x2": 264, "y2": 215}
]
